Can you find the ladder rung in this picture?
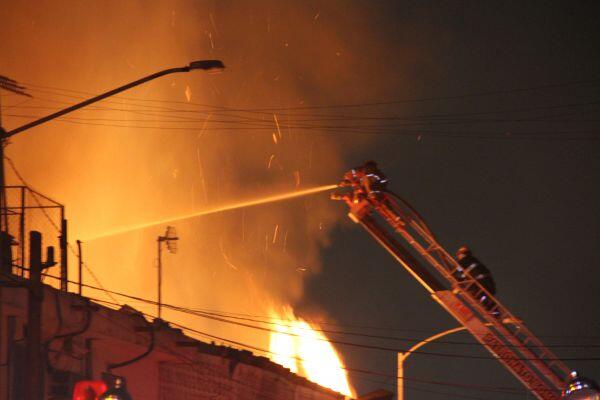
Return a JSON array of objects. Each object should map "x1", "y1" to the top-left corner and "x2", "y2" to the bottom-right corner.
[
  {"x1": 461, "y1": 281, "x2": 477, "y2": 290},
  {"x1": 426, "y1": 244, "x2": 439, "y2": 253}
]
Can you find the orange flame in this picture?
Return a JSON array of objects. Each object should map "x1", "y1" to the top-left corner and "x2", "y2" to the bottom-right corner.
[{"x1": 269, "y1": 306, "x2": 355, "y2": 398}]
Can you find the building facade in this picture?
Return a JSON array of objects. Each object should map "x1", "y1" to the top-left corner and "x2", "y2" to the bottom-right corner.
[{"x1": 0, "y1": 281, "x2": 346, "y2": 400}]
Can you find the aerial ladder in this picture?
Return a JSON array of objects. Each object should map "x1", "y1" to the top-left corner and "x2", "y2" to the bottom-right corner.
[{"x1": 332, "y1": 161, "x2": 596, "y2": 400}]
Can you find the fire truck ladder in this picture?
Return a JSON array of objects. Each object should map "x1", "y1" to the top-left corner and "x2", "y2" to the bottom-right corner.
[{"x1": 334, "y1": 173, "x2": 571, "y2": 400}]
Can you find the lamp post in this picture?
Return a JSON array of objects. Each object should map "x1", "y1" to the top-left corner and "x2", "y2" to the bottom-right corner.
[
  {"x1": 397, "y1": 326, "x2": 468, "y2": 400},
  {"x1": 0, "y1": 59, "x2": 225, "y2": 238},
  {"x1": 397, "y1": 326, "x2": 600, "y2": 400},
  {"x1": 1, "y1": 63, "x2": 218, "y2": 400}
]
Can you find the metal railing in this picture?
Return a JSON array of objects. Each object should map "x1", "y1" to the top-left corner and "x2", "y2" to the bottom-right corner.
[{"x1": 1, "y1": 185, "x2": 66, "y2": 288}]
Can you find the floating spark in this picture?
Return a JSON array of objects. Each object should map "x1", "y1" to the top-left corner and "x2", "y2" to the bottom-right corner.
[
  {"x1": 273, "y1": 114, "x2": 282, "y2": 139},
  {"x1": 272, "y1": 224, "x2": 279, "y2": 244}
]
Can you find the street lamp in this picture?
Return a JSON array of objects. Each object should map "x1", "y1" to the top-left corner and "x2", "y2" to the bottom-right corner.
[
  {"x1": 1, "y1": 62, "x2": 219, "y2": 400},
  {"x1": 397, "y1": 324, "x2": 600, "y2": 400},
  {"x1": 157, "y1": 226, "x2": 178, "y2": 319},
  {"x1": 2, "y1": 59, "x2": 225, "y2": 138},
  {"x1": 397, "y1": 326, "x2": 468, "y2": 400},
  {"x1": 0, "y1": 59, "x2": 224, "y2": 279}
]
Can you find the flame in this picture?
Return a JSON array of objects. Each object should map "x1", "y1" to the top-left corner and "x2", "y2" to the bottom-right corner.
[{"x1": 269, "y1": 306, "x2": 355, "y2": 398}]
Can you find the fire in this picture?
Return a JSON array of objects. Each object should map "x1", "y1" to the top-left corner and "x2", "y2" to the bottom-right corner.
[{"x1": 269, "y1": 306, "x2": 355, "y2": 398}]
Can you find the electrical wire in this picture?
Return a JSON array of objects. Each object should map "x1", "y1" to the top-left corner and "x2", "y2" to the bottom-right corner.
[
  {"x1": 0, "y1": 273, "x2": 583, "y2": 397},
  {"x1": 3, "y1": 79, "x2": 599, "y2": 141},
  {"x1": 5, "y1": 114, "x2": 599, "y2": 141},
  {"x1": 20, "y1": 77, "x2": 600, "y2": 111},
  {"x1": 34, "y1": 272, "x2": 600, "y2": 359},
  {"x1": 87, "y1": 295, "x2": 532, "y2": 397},
  {"x1": 2, "y1": 155, "x2": 120, "y2": 304},
  {"x1": 158, "y1": 307, "x2": 600, "y2": 349},
  {"x1": 89, "y1": 303, "x2": 327, "y2": 400}
]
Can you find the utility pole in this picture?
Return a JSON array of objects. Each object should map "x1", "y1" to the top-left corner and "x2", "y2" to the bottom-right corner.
[
  {"x1": 60, "y1": 217, "x2": 68, "y2": 291},
  {"x1": 25, "y1": 231, "x2": 43, "y2": 400},
  {"x1": 0, "y1": 76, "x2": 31, "y2": 274},
  {"x1": 157, "y1": 237, "x2": 162, "y2": 319},
  {"x1": 157, "y1": 226, "x2": 178, "y2": 319},
  {"x1": 25, "y1": 230, "x2": 55, "y2": 400},
  {"x1": 77, "y1": 239, "x2": 83, "y2": 295}
]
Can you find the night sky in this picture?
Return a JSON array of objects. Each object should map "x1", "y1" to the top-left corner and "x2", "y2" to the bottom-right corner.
[
  {"x1": 2, "y1": 1, "x2": 600, "y2": 399},
  {"x1": 297, "y1": 2, "x2": 600, "y2": 398}
]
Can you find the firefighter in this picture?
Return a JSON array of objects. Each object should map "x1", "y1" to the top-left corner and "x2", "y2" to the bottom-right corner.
[
  {"x1": 99, "y1": 377, "x2": 132, "y2": 400},
  {"x1": 455, "y1": 246, "x2": 498, "y2": 316},
  {"x1": 359, "y1": 160, "x2": 389, "y2": 199}
]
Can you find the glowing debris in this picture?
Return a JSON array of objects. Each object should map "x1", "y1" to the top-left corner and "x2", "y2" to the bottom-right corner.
[
  {"x1": 267, "y1": 154, "x2": 276, "y2": 169},
  {"x1": 273, "y1": 114, "x2": 283, "y2": 139}
]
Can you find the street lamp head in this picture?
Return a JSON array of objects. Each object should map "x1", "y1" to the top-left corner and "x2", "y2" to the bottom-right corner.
[{"x1": 188, "y1": 59, "x2": 225, "y2": 73}]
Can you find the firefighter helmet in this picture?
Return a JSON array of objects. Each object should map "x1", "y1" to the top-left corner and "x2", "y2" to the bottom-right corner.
[{"x1": 456, "y1": 246, "x2": 472, "y2": 259}]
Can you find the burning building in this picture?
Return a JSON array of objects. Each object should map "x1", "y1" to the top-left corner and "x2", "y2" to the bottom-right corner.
[
  {"x1": 0, "y1": 273, "x2": 350, "y2": 400},
  {"x1": 0, "y1": 2, "x2": 400, "y2": 398}
]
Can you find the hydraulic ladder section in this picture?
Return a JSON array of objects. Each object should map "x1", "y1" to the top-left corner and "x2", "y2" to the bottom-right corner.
[{"x1": 332, "y1": 164, "x2": 571, "y2": 400}]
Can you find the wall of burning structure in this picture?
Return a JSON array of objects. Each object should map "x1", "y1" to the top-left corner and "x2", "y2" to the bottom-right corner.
[{"x1": 0, "y1": 282, "x2": 345, "y2": 400}]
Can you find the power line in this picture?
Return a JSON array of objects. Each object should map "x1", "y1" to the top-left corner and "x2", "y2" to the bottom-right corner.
[
  {"x1": 90, "y1": 294, "x2": 522, "y2": 400},
  {"x1": 5, "y1": 114, "x2": 599, "y2": 141},
  {"x1": 35, "y1": 273, "x2": 600, "y2": 358},
  {"x1": 12, "y1": 80, "x2": 600, "y2": 124},
  {"x1": 89, "y1": 305, "x2": 330, "y2": 400},
  {"x1": 2, "y1": 155, "x2": 120, "y2": 305},
  {"x1": 2, "y1": 271, "x2": 590, "y2": 398},
  {"x1": 86, "y1": 295, "x2": 530, "y2": 397},
  {"x1": 0, "y1": 271, "x2": 530, "y2": 398},
  {"x1": 7, "y1": 87, "x2": 600, "y2": 122},
  {"x1": 4, "y1": 82, "x2": 599, "y2": 141},
  {"x1": 161, "y1": 303, "x2": 600, "y2": 361},
  {"x1": 6, "y1": 110, "x2": 600, "y2": 126},
  {"x1": 20, "y1": 77, "x2": 600, "y2": 111},
  {"x1": 165, "y1": 307, "x2": 600, "y2": 349}
]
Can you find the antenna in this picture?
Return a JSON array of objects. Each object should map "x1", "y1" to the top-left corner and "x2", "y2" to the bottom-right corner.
[
  {"x1": 164, "y1": 226, "x2": 178, "y2": 254},
  {"x1": 157, "y1": 226, "x2": 179, "y2": 319}
]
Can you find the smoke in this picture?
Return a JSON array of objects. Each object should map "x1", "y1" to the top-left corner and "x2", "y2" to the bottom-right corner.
[{"x1": 0, "y1": 0, "x2": 375, "y2": 350}]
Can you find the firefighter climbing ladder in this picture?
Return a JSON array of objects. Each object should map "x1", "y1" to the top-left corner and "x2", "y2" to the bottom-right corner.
[{"x1": 333, "y1": 166, "x2": 571, "y2": 400}]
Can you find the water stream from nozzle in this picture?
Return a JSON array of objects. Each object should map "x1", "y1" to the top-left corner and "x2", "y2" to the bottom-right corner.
[{"x1": 84, "y1": 184, "x2": 338, "y2": 241}]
